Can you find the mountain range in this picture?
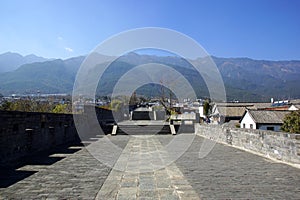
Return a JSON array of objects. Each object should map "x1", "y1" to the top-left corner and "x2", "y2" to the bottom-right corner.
[
  {"x1": 0, "y1": 52, "x2": 299, "y2": 102},
  {"x1": 0, "y1": 52, "x2": 49, "y2": 73}
]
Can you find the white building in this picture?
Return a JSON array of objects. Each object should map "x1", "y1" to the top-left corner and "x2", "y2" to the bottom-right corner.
[
  {"x1": 211, "y1": 103, "x2": 254, "y2": 124},
  {"x1": 288, "y1": 104, "x2": 300, "y2": 111},
  {"x1": 189, "y1": 101, "x2": 205, "y2": 117},
  {"x1": 240, "y1": 110, "x2": 291, "y2": 131}
]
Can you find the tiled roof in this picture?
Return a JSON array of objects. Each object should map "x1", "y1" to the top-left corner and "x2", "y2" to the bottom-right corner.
[
  {"x1": 214, "y1": 103, "x2": 254, "y2": 107},
  {"x1": 289, "y1": 99, "x2": 300, "y2": 104},
  {"x1": 251, "y1": 103, "x2": 272, "y2": 109},
  {"x1": 217, "y1": 106, "x2": 247, "y2": 117},
  {"x1": 214, "y1": 102, "x2": 272, "y2": 110},
  {"x1": 248, "y1": 110, "x2": 291, "y2": 124},
  {"x1": 293, "y1": 105, "x2": 300, "y2": 109}
]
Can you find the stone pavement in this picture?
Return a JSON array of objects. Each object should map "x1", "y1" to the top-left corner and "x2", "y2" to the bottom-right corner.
[
  {"x1": 96, "y1": 137, "x2": 199, "y2": 200},
  {"x1": 1, "y1": 134, "x2": 300, "y2": 199}
]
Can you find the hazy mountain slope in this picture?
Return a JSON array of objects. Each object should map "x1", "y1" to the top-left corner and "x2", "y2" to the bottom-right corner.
[
  {"x1": 0, "y1": 56, "x2": 84, "y2": 94},
  {"x1": 212, "y1": 57, "x2": 300, "y2": 100},
  {"x1": 0, "y1": 52, "x2": 48, "y2": 73},
  {"x1": 0, "y1": 53, "x2": 299, "y2": 101}
]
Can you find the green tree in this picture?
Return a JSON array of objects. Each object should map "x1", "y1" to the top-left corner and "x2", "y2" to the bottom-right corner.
[
  {"x1": 203, "y1": 100, "x2": 211, "y2": 116},
  {"x1": 110, "y1": 99, "x2": 122, "y2": 111},
  {"x1": 281, "y1": 111, "x2": 300, "y2": 133},
  {"x1": 11, "y1": 100, "x2": 32, "y2": 112},
  {"x1": 0, "y1": 101, "x2": 13, "y2": 111},
  {"x1": 53, "y1": 104, "x2": 72, "y2": 114},
  {"x1": 129, "y1": 92, "x2": 138, "y2": 106},
  {"x1": 34, "y1": 101, "x2": 55, "y2": 113},
  {"x1": 0, "y1": 100, "x2": 71, "y2": 113}
]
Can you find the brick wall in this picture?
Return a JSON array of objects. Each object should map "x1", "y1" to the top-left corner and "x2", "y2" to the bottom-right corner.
[
  {"x1": 196, "y1": 124, "x2": 300, "y2": 165},
  {"x1": 0, "y1": 110, "x2": 79, "y2": 164}
]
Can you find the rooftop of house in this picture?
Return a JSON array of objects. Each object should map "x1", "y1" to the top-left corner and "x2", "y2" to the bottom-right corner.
[
  {"x1": 213, "y1": 102, "x2": 272, "y2": 108},
  {"x1": 246, "y1": 110, "x2": 291, "y2": 124},
  {"x1": 215, "y1": 106, "x2": 247, "y2": 117},
  {"x1": 291, "y1": 104, "x2": 300, "y2": 109},
  {"x1": 251, "y1": 103, "x2": 273, "y2": 109},
  {"x1": 214, "y1": 102, "x2": 255, "y2": 107},
  {"x1": 212, "y1": 102, "x2": 272, "y2": 117},
  {"x1": 289, "y1": 99, "x2": 300, "y2": 105}
]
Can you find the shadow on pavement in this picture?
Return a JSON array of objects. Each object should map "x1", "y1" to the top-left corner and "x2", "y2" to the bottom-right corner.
[{"x1": 0, "y1": 142, "x2": 83, "y2": 188}]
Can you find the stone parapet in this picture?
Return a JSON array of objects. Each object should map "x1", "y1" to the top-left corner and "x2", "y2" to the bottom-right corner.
[
  {"x1": 0, "y1": 110, "x2": 79, "y2": 164},
  {"x1": 196, "y1": 124, "x2": 300, "y2": 165}
]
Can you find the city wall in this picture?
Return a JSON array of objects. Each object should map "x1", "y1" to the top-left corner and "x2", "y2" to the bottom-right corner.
[
  {"x1": 0, "y1": 110, "x2": 79, "y2": 164},
  {"x1": 2, "y1": 108, "x2": 300, "y2": 166},
  {"x1": 196, "y1": 124, "x2": 300, "y2": 165}
]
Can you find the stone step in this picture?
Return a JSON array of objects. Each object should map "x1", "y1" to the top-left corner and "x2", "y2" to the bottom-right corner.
[{"x1": 116, "y1": 125, "x2": 171, "y2": 135}]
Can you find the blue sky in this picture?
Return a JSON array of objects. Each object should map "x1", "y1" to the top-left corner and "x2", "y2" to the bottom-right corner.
[{"x1": 0, "y1": 0, "x2": 299, "y2": 60}]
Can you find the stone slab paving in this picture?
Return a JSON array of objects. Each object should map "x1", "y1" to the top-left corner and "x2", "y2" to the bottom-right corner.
[
  {"x1": 159, "y1": 134, "x2": 300, "y2": 199},
  {"x1": 0, "y1": 148, "x2": 110, "y2": 199},
  {"x1": 0, "y1": 136, "x2": 129, "y2": 199},
  {"x1": 96, "y1": 136, "x2": 199, "y2": 200},
  {"x1": 1, "y1": 134, "x2": 300, "y2": 199}
]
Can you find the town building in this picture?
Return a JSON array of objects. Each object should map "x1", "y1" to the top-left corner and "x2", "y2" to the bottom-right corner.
[
  {"x1": 289, "y1": 104, "x2": 300, "y2": 111},
  {"x1": 240, "y1": 110, "x2": 291, "y2": 131},
  {"x1": 211, "y1": 103, "x2": 257, "y2": 124}
]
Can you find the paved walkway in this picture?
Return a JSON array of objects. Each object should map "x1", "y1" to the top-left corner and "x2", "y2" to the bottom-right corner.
[
  {"x1": 96, "y1": 137, "x2": 199, "y2": 199},
  {"x1": 1, "y1": 135, "x2": 300, "y2": 199}
]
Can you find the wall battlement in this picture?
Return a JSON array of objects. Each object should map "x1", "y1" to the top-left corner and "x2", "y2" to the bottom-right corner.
[
  {"x1": 196, "y1": 124, "x2": 300, "y2": 165},
  {"x1": 2, "y1": 109, "x2": 299, "y2": 167},
  {"x1": 0, "y1": 110, "x2": 79, "y2": 164}
]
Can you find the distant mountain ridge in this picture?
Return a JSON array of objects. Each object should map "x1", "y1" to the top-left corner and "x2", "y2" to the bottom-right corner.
[
  {"x1": 0, "y1": 52, "x2": 49, "y2": 73},
  {"x1": 212, "y1": 56, "x2": 300, "y2": 101},
  {"x1": 0, "y1": 55, "x2": 84, "y2": 95},
  {"x1": 0, "y1": 52, "x2": 299, "y2": 102}
]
